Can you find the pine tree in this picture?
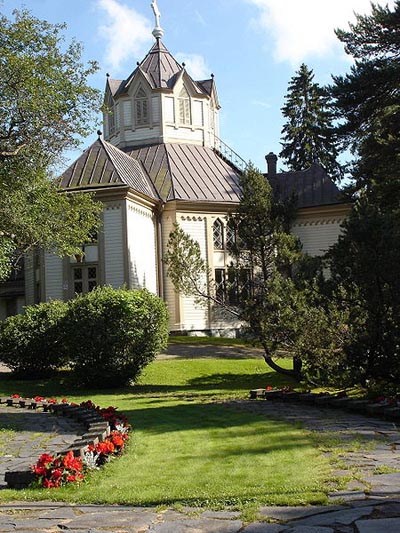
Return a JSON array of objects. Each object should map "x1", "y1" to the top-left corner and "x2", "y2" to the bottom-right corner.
[
  {"x1": 331, "y1": 1, "x2": 400, "y2": 206},
  {"x1": 280, "y1": 64, "x2": 342, "y2": 179}
]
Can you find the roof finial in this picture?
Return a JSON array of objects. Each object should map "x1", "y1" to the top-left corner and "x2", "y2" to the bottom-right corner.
[{"x1": 151, "y1": 0, "x2": 164, "y2": 40}]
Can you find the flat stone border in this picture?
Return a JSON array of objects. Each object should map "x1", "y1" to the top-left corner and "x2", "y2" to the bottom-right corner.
[
  {"x1": 0, "y1": 499, "x2": 400, "y2": 531},
  {"x1": 0, "y1": 397, "x2": 111, "y2": 489},
  {"x1": 250, "y1": 389, "x2": 400, "y2": 421}
]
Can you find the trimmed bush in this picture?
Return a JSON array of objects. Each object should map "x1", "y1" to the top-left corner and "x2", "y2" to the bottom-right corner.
[
  {"x1": 0, "y1": 300, "x2": 68, "y2": 378},
  {"x1": 63, "y1": 286, "x2": 169, "y2": 388}
]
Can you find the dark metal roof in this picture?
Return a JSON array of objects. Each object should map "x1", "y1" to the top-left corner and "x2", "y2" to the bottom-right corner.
[
  {"x1": 58, "y1": 138, "x2": 158, "y2": 199},
  {"x1": 115, "y1": 40, "x2": 184, "y2": 94},
  {"x1": 126, "y1": 143, "x2": 241, "y2": 203},
  {"x1": 58, "y1": 138, "x2": 344, "y2": 210},
  {"x1": 107, "y1": 78, "x2": 122, "y2": 97},
  {"x1": 266, "y1": 163, "x2": 344, "y2": 208}
]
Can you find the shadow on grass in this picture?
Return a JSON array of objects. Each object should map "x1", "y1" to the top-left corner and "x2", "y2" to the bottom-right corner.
[
  {"x1": 0, "y1": 369, "x2": 298, "y2": 399},
  {"x1": 121, "y1": 401, "x2": 307, "y2": 444}
]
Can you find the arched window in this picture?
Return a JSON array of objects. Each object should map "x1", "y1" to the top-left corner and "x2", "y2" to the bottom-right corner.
[
  {"x1": 106, "y1": 92, "x2": 116, "y2": 135},
  {"x1": 135, "y1": 86, "x2": 149, "y2": 126},
  {"x1": 178, "y1": 86, "x2": 191, "y2": 125},
  {"x1": 213, "y1": 219, "x2": 224, "y2": 250}
]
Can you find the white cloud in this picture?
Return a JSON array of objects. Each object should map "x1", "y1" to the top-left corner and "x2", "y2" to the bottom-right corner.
[
  {"x1": 95, "y1": 0, "x2": 153, "y2": 73},
  {"x1": 252, "y1": 100, "x2": 271, "y2": 109},
  {"x1": 247, "y1": 0, "x2": 395, "y2": 66},
  {"x1": 176, "y1": 53, "x2": 211, "y2": 80}
]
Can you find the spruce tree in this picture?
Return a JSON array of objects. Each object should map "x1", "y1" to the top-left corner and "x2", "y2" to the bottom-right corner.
[
  {"x1": 280, "y1": 64, "x2": 342, "y2": 179},
  {"x1": 331, "y1": 1, "x2": 400, "y2": 206}
]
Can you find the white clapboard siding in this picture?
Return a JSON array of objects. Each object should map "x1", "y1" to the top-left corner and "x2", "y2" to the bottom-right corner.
[
  {"x1": 152, "y1": 96, "x2": 160, "y2": 124},
  {"x1": 103, "y1": 206, "x2": 125, "y2": 287},
  {"x1": 292, "y1": 221, "x2": 343, "y2": 256},
  {"x1": 24, "y1": 253, "x2": 35, "y2": 306},
  {"x1": 44, "y1": 253, "x2": 63, "y2": 301},
  {"x1": 164, "y1": 96, "x2": 175, "y2": 123},
  {"x1": 161, "y1": 214, "x2": 178, "y2": 328},
  {"x1": 126, "y1": 201, "x2": 157, "y2": 293},
  {"x1": 124, "y1": 127, "x2": 161, "y2": 143},
  {"x1": 123, "y1": 100, "x2": 132, "y2": 127},
  {"x1": 193, "y1": 100, "x2": 204, "y2": 126},
  {"x1": 179, "y1": 217, "x2": 208, "y2": 331},
  {"x1": 165, "y1": 126, "x2": 203, "y2": 143}
]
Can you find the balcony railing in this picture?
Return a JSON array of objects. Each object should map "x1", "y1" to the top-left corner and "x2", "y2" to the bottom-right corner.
[{"x1": 212, "y1": 135, "x2": 247, "y2": 173}]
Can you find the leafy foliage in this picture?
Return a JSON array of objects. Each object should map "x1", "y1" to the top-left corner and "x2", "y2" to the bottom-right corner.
[
  {"x1": 280, "y1": 64, "x2": 342, "y2": 179},
  {"x1": 326, "y1": 199, "x2": 400, "y2": 386},
  {"x1": 0, "y1": 300, "x2": 69, "y2": 377},
  {"x1": 63, "y1": 287, "x2": 169, "y2": 388},
  {"x1": 332, "y1": 1, "x2": 400, "y2": 204},
  {"x1": 0, "y1": 9, "x2": 102, "y2": 278},
  {"x1": 164, "y1": 223, "x2": 215, "y2": 308}
]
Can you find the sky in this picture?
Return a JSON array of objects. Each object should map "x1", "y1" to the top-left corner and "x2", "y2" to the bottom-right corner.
[{"x1": 2, "y1": 0, "x2": 395, "y2": 171}]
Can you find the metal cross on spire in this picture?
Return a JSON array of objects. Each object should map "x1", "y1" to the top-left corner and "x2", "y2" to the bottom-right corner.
[{"x1": 151, "y1": 0, "x2": 164, "y2": 40}]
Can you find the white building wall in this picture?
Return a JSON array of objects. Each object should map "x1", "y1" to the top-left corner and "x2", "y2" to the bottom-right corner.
[
  {"x1": 44, "y1": 253, "x2": 63, "y2": 301},
  {"x1": 103, "y1": 205, "x2": 125, "y2": 287},
  {"x1": 179, "y1": 215, "x2": 208, "y2": 331},
  {"x1": 124, "y1": 127, "x2": 162, "y2": 144},
  {"x1": 164, "y1": 125, "x2": 203, "y2": 144},
  {"x1": 152, "y1": 96, "x2": 160, "y2": 124},
  {"x1": 193, "y1": 100, "x2": 204, "y2": 126},
  {"x1": 126, "y1": 200, "x2": 157, "y2": 293},
  {"x1": 123, "y1": 100, "x2": 132, "y2": 127},
  {"x1": 161, "y1": 211, "x2": 178, "y2": 330},
  {"x1": 164, "y1": 96, "x2": 175, "y2": 123},
  {"x1": 292, "y1": 220, "x2": 343, "y2": 256}
]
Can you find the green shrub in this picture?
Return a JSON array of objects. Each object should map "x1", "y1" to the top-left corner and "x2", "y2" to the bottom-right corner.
[
  {"x1": 0, "y1": 300, "x2": 68, "y2": 378},
  {"x1": 63, "y1": 286, "x2": 169, "y2": 388}
]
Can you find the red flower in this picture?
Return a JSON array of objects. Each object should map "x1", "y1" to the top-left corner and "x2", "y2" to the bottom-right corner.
[
  {"x1": 32, "y1": 465, "x2": 46, "y2": 476},
  {"x1": 37, "y1": 453, "x2": 55, "y2": 466},
  {"x1": 33, "y1": 396, "x2": 44, "y2": 402},
  {"x1": 11, "y1": 393, "x2": 20, "y2": 398},
  {"x1": 52, "y1": 468, "x2": 63, "y2": 480},
  {"x1": 43, "y1": 478, "x2": 54, "y2": 488},
  {"x1": 266, "y1": 386, "x2": 273, "y2": 391},
  {"x1": 63, "y1": 451, "x2": 83, "y2": 472}
]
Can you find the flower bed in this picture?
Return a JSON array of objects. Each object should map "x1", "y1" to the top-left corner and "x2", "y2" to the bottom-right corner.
[{"x1": 3, "y1": 395, "x2": 131, "y2": 489}]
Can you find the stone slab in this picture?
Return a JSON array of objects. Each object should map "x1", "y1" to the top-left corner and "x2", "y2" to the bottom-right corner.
[
  {"x1": 149, "y1": 518, "x2": 243, "y2": 532},
  {"x1": 290, "y1": 507, "x2": 373, "y2": 526},
  {"x1": 241, "y1": 523, "x2": 287, "y2": 532},
  {"x1": 355, "y1": 517, "x2": 400, "y2": 533},
  {"x1": 259, "y1": 506, "x2": 344, "y2": 521},
  {"x1": 287, "y1": 526, "x2": 334, "y2": 533},
  {"x1": 65, "y1": 510, "x2": 157, "y2": 529}
]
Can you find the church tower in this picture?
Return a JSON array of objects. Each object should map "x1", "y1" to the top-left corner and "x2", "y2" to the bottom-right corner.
[{"x1": 103, "y1": 2, "x2": 220, "y2": 150}]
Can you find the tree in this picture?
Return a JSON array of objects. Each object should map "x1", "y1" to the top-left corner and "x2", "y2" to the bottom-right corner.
[
  {"x1": 331, "y1": 1, "x2": 400, "y2": 205},
  {"x1": 280, "y1": 63, "x2": 342, "y2": 179},
  {"x1": 324, "y1": 1, "x2": 400, "y2": 388},
  {"x1": 326, "y1": 198, "x2": 400, "y2": 386},
  {"x1": 0, "y1": 9, "x2": 103, "y2": 279}
]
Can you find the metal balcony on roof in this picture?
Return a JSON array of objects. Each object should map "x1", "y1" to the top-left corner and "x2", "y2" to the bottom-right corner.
[{"x1": 212, "y1": 135, "x2": 247, "y2": 173}]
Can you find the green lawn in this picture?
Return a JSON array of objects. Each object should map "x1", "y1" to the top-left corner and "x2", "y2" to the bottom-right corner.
[{"x1": 0, "y1": 358, "x2": 332, "y2": 509}]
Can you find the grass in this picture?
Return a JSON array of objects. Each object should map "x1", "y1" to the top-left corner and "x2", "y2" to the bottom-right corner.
[
  {"x1": 0, "y1": 428, "x2": 16, "y2": 457},
  {"x1": 168, "y1": 335, "x2": 252, "y2": 347},
  {"x1": 0, "y1": 357, "x2": 333, "y2": 509}
]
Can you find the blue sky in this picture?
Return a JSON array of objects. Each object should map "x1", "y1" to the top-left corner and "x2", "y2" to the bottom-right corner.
[{"x1": 3, "y1": 0, "x2": 395, "y2": 171}]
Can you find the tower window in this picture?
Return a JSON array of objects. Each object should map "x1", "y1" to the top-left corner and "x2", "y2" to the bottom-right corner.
[
  {"x1": 135, "y1": 87, "x2": 149, "y2": 126},
  {"x1": 178, "y1": 86, "x2": 191, "y2": 125}
]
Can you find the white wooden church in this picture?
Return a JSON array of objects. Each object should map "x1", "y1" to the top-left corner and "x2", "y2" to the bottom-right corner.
[{"x1": 0, "y1": 4, "x2": 350, "y2": 335}]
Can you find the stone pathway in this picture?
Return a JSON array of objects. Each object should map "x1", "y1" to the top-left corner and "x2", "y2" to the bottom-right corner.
[
  {"x1": 0, "y1": 407, "x2": 86, "y2": 488},
  {"x1": 0, "y1": 400, "x2": 399, "y2": 531}
]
